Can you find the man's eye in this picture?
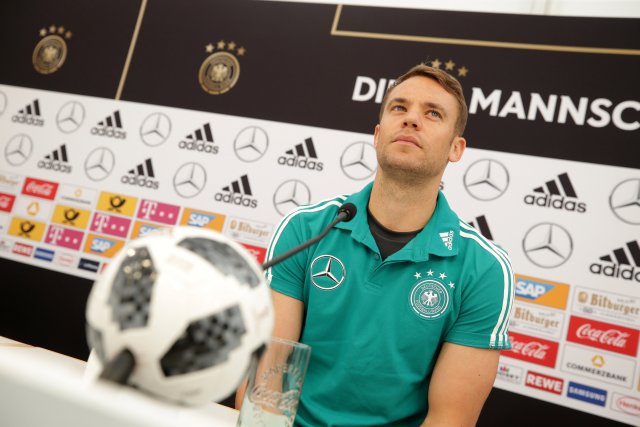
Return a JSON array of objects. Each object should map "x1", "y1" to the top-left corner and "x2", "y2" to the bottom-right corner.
[
  {"x1": 427, "y1": 110, "x2": 442, "y2": 118},
  {"x1": 391, "y1": 105, "x2": 406, "y2": 112}
]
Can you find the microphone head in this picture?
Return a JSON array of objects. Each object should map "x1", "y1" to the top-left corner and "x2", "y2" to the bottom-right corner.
[{"x1": 338, "y1": 202, "x2": 357, "y2": 222}]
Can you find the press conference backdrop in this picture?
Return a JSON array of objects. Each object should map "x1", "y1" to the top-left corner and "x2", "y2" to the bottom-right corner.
[{"x1": 0, "y1": 0, "x2": 638, "y2": 425}]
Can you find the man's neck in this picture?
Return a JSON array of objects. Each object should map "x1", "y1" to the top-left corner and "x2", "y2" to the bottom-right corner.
[{"x1": 368, "y1": 174, "x2": 440, "y2": 232}]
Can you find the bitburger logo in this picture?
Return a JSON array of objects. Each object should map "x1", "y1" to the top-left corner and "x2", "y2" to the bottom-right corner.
[
  {"x1": 215, "y1": 174, "x2": 257, "y2": 208},
  {"x1": 121, "y1": 158, "x2": 159, "y2": 189},
  {"x1": 590, "y1": 240, "x2": 640, "y2": 283},
  {"x1": 12, "y1": 99, "x2": 44, "y2": 126},
  {"x1": 178, "y1": 123, "x2": 218, "y2": 154},
  {"x1": 278, "y1": 137, "x2": 323, "y2": 171},
  {"x1": 524, "y1": 172, "x2": 586, "y2": 213},
  {"x1": 91, "y1": 110, "x2": 126, "y2": 139},
  {"x1": 199, "y1": 40, "x2": 245, "y2": 95},
  {"x1": 33, "y1": 25, "x2": 72, "y2": 75},
  {"x1": 37, "y1": 144, "x2": 71, "y2": 173}
]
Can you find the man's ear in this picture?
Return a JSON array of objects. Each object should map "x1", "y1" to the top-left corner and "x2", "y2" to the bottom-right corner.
[
  {"x1": 448, "y1": 136, "x2": 466, "y2": 163},
  {"x1": 373, "y1": 124, "x2": 380, "y2": 147}
]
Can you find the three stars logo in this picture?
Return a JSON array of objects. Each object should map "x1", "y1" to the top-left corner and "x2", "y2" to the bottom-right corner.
[
  {"x1": 428, "y1": 58, "x2": 469, "y2": 77},
  {"x1": 199, "y1": 39, "x2": 246, "y2": 95},
  {"x1": 33, "y1": 25, "x2": 72, "y2": 75}
]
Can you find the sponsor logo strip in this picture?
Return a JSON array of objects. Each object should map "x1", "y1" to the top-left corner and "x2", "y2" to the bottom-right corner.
[
  {"x1": 239, "y1": 242, "x2": 267, "y2": 264},
  {"x1": 223, "y1": 216, "x2": 273, "y2": 245},
  {"x1": 130, "y1": 220, "x2": 167, "y2": 239},
  {"x1": 561, "y1": 343, "x2": 636, "y2": 388},
  {"x1": 12, "y1": 242, "x2": 33, "y2": 257},
  {"x1": 13, "y1": 197, "x2": 52, "y2": 222},
  {"x1": 0, "y1": 192, "x2": 16, "y2": 213},
  {"x1": 83, "y1": 234, "x2": 125, "y2": 258},
  {"x1": 51, "y1": 205, "x2": 91, "y2": 229},
  {"x1": 57, "y1": 184, "x2": 96, "y2": 207},
  {"x1": 0, "y1": 172, "x2": 22, "y2": 192},
  {"x1": 8, "y1": 217, "x2": 46, "y2": 241},
  {"x1": 525, "y1": 371, "x2": 564, "y2": 395},
  {"x1": 180, "y1": 208, "x2": 225, "y2": 231},
  {"x1": 567, "y1": 381, "x2": 607, "y2": 407},
  {"x1": 573, "y1": 287, "x2": 640, "y2": 327},
  {"x1": 137, "y1": 199, "x2": 180, "y2": 225},
  {"x1": 21, "y1": 177, "x2": 58, "y2": 200},
  {"x1": 90, "y1": 212, "x2": 131, "y2": 238},
  {"x1": 502, "y1": 331, "x2": 559, "y2": 368},
  {"x1": 510, "y1": 302, "x2": 565, "y2": 339},
  {"x1": 495, "y1": 362, "x2": 523, "y2": 384},
  {"x1": 96, "y1": 192, "x2": 138, "y2": 216},
  {"x1": 514, "y1": 274, "x2": 570, "y2": 309},
  {"x1": 566, "y1": 315, "x2": 639, "y2": 357},
  {"x1": 44, "y1": 225, "x2": 84, "y2": 250},
  {"x1": 611, "y1": 392, "x2": 640, "y2": 416},
  {"x1": 78, "y1": 257, "x2": 100, "y2": 273},
  {"x1": 33, "y1": 247, "x2": 54, "y2": 262}
]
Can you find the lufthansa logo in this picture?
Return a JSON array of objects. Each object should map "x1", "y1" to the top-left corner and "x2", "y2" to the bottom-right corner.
[
  {"x1": 273, "y1": 179, "x2": 311, "y2": 216},
  {"x1": 234, "y1": 126, "x2": 269, "y2": 162},
  {"x1": 33, "y1": 26, "x2": 72, "y2": 75},
  {"x1": 173, "y1": 162, "x2": 207, "y2": 198},
  {"x1": 84, "y1": 147, "x2": 115, "y2": 181},
  {"x1": 463, "y1": 159, "x2": 510, "y2": 201},
  {"x1": 609, "y1": 178, "x2": 640, "y2": 225},
  {"x1": 340, "y1": 141, "x2": 377, "y2": 180},
  {"x1": 310, "y1": 255, "x2": 346, "y2": 290},
  {"x1": 410, "y1": 280, "x2": 450, "y2": 320},
  {"x1": 199, "y1": 40, "x2": 245, "y2": 95},
  {"x1": 4, "y1": 134, "x2": 33, "y2": 166},
  {"x1": 56, "y1": 101, "x2": 85, "y2": 133},
  {"x1": 140, "y1": 112, "x2": 172, "y2": 147},
  {"x1": 522, "y1": 222, "x2": 573, "y2": 268}
]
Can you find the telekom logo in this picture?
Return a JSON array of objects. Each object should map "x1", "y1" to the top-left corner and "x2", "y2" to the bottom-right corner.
[
  {"x1": 22, "y1": 178, "x2": 58, "y2": 200},
  {"x1": 139, "y1": 200, "x2": 158, "y2": 220},
  {"x1": 502, "y1": 332, "x2": 559, "y2": 368},
  {"x1": 567, "y1": 316, "x2": 639, "y2": 357}
]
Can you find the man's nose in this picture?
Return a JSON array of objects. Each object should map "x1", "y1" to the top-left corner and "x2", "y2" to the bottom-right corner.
[{"x1": 403, "y1": 110, "x2": 420, "y2": 129}]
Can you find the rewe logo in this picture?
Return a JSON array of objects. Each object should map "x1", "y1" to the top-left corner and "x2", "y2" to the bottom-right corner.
[
  {"x1": 12, "y1": 99, "x2": 44, "y2": 126},
  {"x1": 277, "y1": 137, "x2": 323, "y2": 171},
  {"x1": 178, "y1": 123, "x2": 218, "y2": 154},
  {"x1": 37, "y1": 144, "x2": 71, "y2": 173},
  {"x1": 590, "y1": 240, "x2": 640, "y2": 283},
  {"x1": 524, "y1": 172, "x2": 586, "y2": 213},
  {"x1": 525, "y1": 371, "x2": 564, "y2": 395},
  {"x1": 215, "y1": 174, "x2": 257, "y2": 208},
  {"x1": 91, "y1": 110, "x2": 126, "y2": 139},
  {"x1": 121, "y1": 158, "x2": 159, "y2": 189},
  {"x1": 468, "y1": 215, "x2": 493, "y2": 240}
]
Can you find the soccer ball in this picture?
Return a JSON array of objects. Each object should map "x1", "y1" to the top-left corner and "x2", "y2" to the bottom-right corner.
[{"x1": 85, "y1": 226, "x2": 273, "y2": 405}]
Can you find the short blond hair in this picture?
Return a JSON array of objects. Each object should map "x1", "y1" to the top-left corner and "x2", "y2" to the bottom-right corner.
[{"x1": 379, "y1": 64, "x2": 468, "y2": 136}]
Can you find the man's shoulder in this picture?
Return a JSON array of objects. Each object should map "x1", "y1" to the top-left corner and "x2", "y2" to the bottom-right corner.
[
  {"x1": 277, "y1": 194, "x2": 350, "y2": 231},
  {"x1": 457, "y1": 220, "x2": 511, "y2": 271}
]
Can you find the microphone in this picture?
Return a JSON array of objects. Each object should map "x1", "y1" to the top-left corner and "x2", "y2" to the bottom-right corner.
[{"x1": 261, "y1": 203, "x2": 357, "y2": 270}]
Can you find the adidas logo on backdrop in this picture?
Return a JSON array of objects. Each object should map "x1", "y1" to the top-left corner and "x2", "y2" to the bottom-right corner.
[
  {"x1": 12, "y1": 99, "x2": 44, "y2": 126},
  {"x1": 277, "y1": 137, "x2": 323, "y2": 171},
  {"x1": 37, "y1": 144, "x2": 71, "y2": 173},
  {"x1": 178, "y1": 123, "x2": 219, "y2": 154},
  {"x1": 91, "y1": 110, "x2": 126, "y2": 139},
  {"x1": 590, "y1": 240, "x2": 640, "y2": 282},
  {"x1": 214, "y1": 174, "x2": 257, "y2": 208},
  {"x1": 468, "y1": 215, "x2": 493, "y2": 240},
  {"x1": 524, "y1": 172, "x2": 586, "y2": 213},
  {"x1": 121, "y1": 158, "x2": 159, "y2": 189}
]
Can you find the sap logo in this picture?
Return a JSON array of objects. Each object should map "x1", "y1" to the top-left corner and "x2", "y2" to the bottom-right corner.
[
  {"x1": 139, "y1": 225, "x2": 160, "y2": 237},
  {"x1": 188, "y1": 212, "x2": 215, "y2": 227},
  {"x1": 91, "y1": 238, "x2": 115, "y2": 253},
  {"x1": 516, "y1": 279, "x2": 553, "y2": 300}
]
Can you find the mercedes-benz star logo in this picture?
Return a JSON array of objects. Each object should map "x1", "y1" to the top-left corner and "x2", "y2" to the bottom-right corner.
[
  {"x1": 310, "y1": 255, "x2": 346, "y2": 290},
  {"x1": 56, "y1": 101, "x2": 85, "y2": 133},
  {"x1": 463, "y1": 159, "x2": 510, "y2": 201},
  {"x1": 84, "y1": 147, "x2": 115, "y2": 181},
  {"x1": 140, "y1": 112, "x2": 172, "y2": 147},
  {"x1": 273, "y1": 179, "x2": 311, "y2": 216},
  {"x1": 610, "y1": 178, "x2": 640, "y2": 225},
  {"x1": 340, "y1": 141, "x2": 377, "y2": 180},
  {"x1": 522, "y1": 222, "x2": 573, "y2": 268},
  {"x1": 234, "y1": 126, "x2": 268, "y2": 162},
  {"x1": 0, "y1": 91, "x2": 7, "y2": 117},
  {"x1": 4, "y1": 134, "x2": 33, "y2": 166},
  {"x1": 173, "y1": 162, "x2": 207, "y2": 198}
]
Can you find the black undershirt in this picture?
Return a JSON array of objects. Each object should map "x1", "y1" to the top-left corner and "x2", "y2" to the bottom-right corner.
[{"x1": 367, "y1": 207, "x2": 422, "y2": 260}]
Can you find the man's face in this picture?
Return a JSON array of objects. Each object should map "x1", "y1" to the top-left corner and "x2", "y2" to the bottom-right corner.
[{"x1": 374, "y1": 76, "x2": 465, "y2": 181}]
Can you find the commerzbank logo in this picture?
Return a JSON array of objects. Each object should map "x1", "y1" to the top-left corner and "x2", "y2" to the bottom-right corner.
[
  {"x1": 340, "y1": 141, "x2": 377, "y2": 180},
  {"x1": 463, "y1": 159, "x2": 509, "y2": 201}
]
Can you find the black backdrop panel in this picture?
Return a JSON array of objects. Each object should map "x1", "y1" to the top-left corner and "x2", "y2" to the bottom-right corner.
[{"x1": 0, "y1": 0, "x2": 142, "y2": 98}]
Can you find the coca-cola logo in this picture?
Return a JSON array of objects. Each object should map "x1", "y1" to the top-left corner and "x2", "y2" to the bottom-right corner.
[
  {"x1": 22, "y1": 178, "x2": 58, "y2": 200},
  {"x1": 567, "y1": 316, "x2": 639, "y2": 357},
  {"x1": 576, "y1": 324, "x2": 629, "y2": 348},
  {"x1": 0, "y1": 194, "x2": 15, "y2": 212},
  {"x1": 502, "y1": 332, "x2": 559, "y2": 368}
]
